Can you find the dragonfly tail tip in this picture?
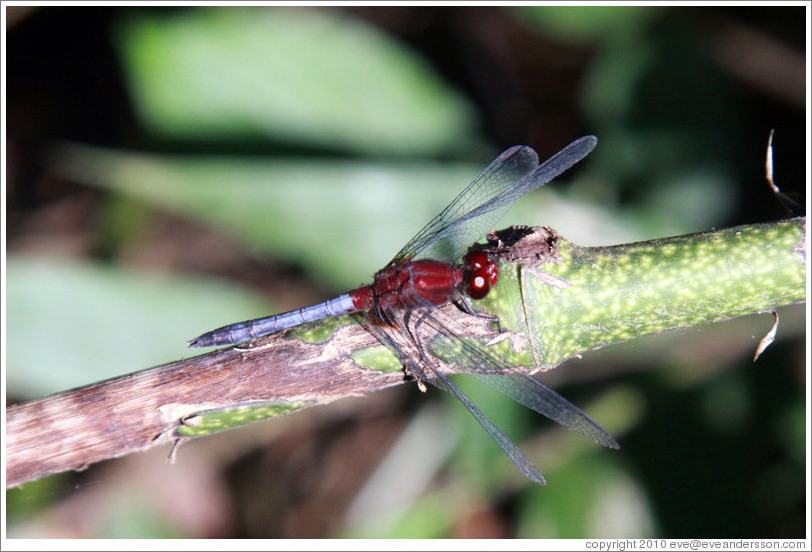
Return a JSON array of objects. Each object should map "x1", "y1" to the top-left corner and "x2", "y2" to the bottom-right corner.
[{"x1": 531, "y1": 473, "x2": 548, "y2": 486}]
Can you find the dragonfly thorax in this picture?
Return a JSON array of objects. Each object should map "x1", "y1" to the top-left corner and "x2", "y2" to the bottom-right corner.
[
  {"x1": 369, "y1": 260, "x2": 464, "y2": 311},
  {"x1": 349, "y1": 252, "x2": 498, "y2": 320}
]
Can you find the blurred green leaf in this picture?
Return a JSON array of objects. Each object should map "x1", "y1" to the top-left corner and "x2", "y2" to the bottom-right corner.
[
  {"x1": 511, "y1": 6, "x2": 659, "y2": 45},
  {"x1": 776, "y1": 400, "x2": 806, "y2": 464},
  {"x1": 517, "y1": 456, "x2": 657, "y2": 537},
  {"x1": 115, "y1": 7, "x2": 479, "y2": 155},
  {"x1": 100, "y1": 495, "x2": 188, "y2": 538},
  {"x1": 349, "y1": 491, "x2": 455, "y2": 539},
  {"x1": 5, "y1": 473, "x2": 69, "y2": 522},
  {"x1": 6, "y1": 256, "x2": 272, "y2": 398},
  {"x1": 55, "y1": 144, "x2": 487, "y2": 290}
]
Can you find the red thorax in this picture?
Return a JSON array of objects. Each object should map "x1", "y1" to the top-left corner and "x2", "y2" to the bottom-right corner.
[{"x1": 349, "y1": 251, "x2": 498, "y2": 316}]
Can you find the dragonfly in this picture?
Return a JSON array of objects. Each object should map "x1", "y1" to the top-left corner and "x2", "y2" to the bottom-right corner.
[{"x1": 189, "y1": 136, "x2": 618, "y2": 485}]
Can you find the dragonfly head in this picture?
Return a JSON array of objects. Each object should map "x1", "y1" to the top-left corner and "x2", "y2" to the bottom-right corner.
[{"x1": 463, "y1": 250, "x2": 498, "y2": 300}]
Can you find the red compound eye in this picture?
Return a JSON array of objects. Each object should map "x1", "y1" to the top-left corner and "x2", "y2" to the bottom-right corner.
[{"x1": 463, "y1": 251, "x2": 498, "y2": 299}]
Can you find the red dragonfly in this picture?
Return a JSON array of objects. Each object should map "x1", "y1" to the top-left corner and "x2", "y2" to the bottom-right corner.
[{"x1": 189, "y1": 136, "x2": 618, "y2": 485}]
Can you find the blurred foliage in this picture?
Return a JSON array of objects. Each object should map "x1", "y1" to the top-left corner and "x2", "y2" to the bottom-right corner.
[
  {"x1": 5, "y1": 5, "x2": 805, "y2": 540},
  {"x1": 52, "y1": 144, "x2": 486, "y2": 289},
  {"x1": 515, "y1": 6, "x2": 659, "y2": 45},
  {"x1": 6, "y1": 256, "x2": 272, "y2": 394},
  {"x1": 116, "y1": 8, "x2": 479, "y2": 156}
]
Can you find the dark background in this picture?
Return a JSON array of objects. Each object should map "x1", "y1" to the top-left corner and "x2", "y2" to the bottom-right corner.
[{"x1": 6, "y1": 5, "x2": 807, "y2": 539}]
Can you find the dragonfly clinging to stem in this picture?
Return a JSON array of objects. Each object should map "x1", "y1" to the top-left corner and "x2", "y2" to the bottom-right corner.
[{"x1": 189, "y1": 136, "x2": 618, "y2": 485}]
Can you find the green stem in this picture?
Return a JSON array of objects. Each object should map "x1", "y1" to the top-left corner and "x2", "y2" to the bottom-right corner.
[{"x1": 482, "y1": 218, "x2": 806, "y2": 369}]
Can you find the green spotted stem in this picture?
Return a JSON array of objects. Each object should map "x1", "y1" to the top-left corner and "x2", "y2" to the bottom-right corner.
[
  {"x1": 478, "y1": 218, "x2": 806, "y2": 370},
  {"x1": 177, "y1": 401, "x2": 311, "y2": 437}
]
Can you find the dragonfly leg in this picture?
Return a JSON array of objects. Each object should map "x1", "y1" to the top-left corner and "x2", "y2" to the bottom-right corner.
[
  {"x1": 233, "y1": 340, "x2": 275, "y2": 352},
  {"x1": 401, "y1": 363, "x2": 428, "y2": 392},
  {"x1": 453, "y1": 297, "x2": 502, "y2": 333}
]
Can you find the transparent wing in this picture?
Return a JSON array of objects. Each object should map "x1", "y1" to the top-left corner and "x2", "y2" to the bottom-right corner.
[
  {"x1": 358, "y1": 302, "x2": 617, "y2": 485},
  {"x1": 390, "y1": 136, "x2": 597, "y2": 264},
  {"x1": 419, "y1": 360, "x2": 548, "y2": 486},
  {"x1": 471, "y1": 374, "x2": 619, "y2": 449},
  {"x1": 418, "y1": 307, "x2": 618, "y2": 449},
  {"x1": 359, "y1": 312, "x2": 548, "y2": 486}
]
